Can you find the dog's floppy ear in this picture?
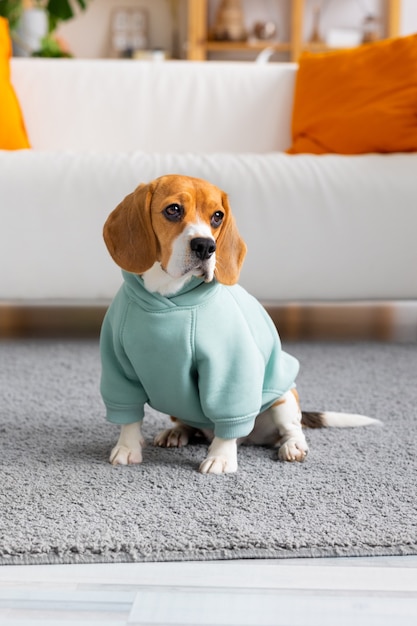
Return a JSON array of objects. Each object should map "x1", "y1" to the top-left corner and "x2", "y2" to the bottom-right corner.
[
  {"x1": 214, "y1": 192, "x2": 247, "y2": 285},
  {"x1": 103, "y1": 183, "x2": 158, "y2": 273}
]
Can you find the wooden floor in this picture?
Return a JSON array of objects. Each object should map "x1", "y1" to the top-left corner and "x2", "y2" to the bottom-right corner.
[{"x1": 1, "y1": 556, "x2": 417, "y2": 625}]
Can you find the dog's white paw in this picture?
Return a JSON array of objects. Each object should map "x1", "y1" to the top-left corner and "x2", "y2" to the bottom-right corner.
[
  {"x1": 154, "y1": 426, "x2": 191, "y2": 448},
  {"x1": 199, "y1": 437, "x2": 238, "y2": 474},
  {"x1": 110, "y1": 422, "x2": 144, "y2": 466},
  {"x1": 110, "y1": 444, "x2": 143, "y2": 466},
  {"x1": 278, "y1": 438, "x2": 308, "y2": 462},
  {"x1": 199, "y1": 455, "x2": 238, "y2": 474}
]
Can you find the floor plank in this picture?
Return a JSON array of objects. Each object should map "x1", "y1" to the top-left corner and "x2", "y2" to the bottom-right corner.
[{"x1": 1, "y1": 557, "x2": 417, "y2": 626}]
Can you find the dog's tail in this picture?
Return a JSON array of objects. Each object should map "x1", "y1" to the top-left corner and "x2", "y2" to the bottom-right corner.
[{"x1": 301, "y1": 411, "x2": 381, "y2": 429}]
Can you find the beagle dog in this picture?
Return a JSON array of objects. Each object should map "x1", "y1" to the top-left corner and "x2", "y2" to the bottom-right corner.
[{"x1": 101, "y1": 174, "x2": 378, "y2": 475}]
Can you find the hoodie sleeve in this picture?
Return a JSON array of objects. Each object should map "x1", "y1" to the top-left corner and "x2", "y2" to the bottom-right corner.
[{"x1": 100, "y1": 300, "x2": 148, "y2": 425}]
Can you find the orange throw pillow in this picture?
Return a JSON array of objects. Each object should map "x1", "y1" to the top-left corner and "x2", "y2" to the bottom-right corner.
[
  {"x1": 0, "y1": 17, "x2": 30, "y2": 150},
  {"x1": 287, "y1": 34, "x2": 417, "y2": 155}
]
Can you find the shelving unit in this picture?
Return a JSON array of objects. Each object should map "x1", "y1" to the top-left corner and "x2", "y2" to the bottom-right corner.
[{"x1": 186, "y1": 0, "x2": 401, "y2": 62}]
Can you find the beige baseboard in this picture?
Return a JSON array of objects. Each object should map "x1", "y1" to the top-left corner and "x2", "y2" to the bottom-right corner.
[
  {"x1": 0, "y1": 302, "x2": 401, "y2": 341},
  {"x1": 266, "y1": 303, "x2": 395, "y2": 341},
  {"x1": 0, "y1": 305, "x2": 106, "y2": 339}
]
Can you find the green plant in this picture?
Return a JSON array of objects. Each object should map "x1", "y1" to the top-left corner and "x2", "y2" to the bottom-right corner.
[
  {"x1": 45, "y1": 0, "x2": 88, "y2": 34},
  {"x1": 0, "y1": 1, "x2": 24, "y2": 30},
  {"x1": 32, "y1": 34, "x2": 71, "y2": 56},
  {"x1": 0, "y1": 1, "x2": 88, "y2": 29},
  {"x1": 0, "y1": 0, "x2": 89, "y2": 56}
]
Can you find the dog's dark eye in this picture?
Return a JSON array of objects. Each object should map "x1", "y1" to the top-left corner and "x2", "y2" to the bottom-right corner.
[
  {"x1": 211, "y1": 211, "x2": 224, "y2": 228},
  {"x1": 163, "y1": 204, "x2": 184, "y2": 222}
]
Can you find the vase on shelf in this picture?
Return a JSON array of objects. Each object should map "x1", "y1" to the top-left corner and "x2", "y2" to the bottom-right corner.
[
  {"x1": 212, "y1": 0, "x2": 247, "y2": 42},
  {"x1": 14, "y1": 7, "x2": 47, "y2": 56}
]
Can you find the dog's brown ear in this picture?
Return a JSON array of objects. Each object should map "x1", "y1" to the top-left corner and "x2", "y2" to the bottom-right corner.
[
  {"x1": 214, "y1": 192, "x2": 247, "y2": 285},
  {"x1": 103, "y1": 183, "x2": 158, "y2": 273}
]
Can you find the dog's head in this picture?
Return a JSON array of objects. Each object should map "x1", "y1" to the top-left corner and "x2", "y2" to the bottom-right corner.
[{"x1": 103, "y1": 175, "x2": 247, "y2": 287}]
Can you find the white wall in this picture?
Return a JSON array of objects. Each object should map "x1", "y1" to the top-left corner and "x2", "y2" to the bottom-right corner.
[
  {"x1": 58, "y1": 0, "x2": 417, "y2": 59},
  {"x1": 401, "y1": 0, "x2": 417, "y2": 34}
]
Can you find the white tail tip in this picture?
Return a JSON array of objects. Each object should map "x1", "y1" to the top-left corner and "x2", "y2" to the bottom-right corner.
[{"x1": 322, "y1": 412, "x2": 382, "y2": 428}]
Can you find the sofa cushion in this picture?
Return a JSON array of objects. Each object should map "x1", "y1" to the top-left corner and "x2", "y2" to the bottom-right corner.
[
  {"x1": 10, "y1": 58, "x2": 295, "y2": 152},
  {"x1": 1, "y1": 150, "x2": 417, "y2": 301},
  {"x1": 287, "y1": 34, "x2": 417, "y2": 155},
  {"x1": 0, "y1": 17, "x2": 30, "y2": 150}
]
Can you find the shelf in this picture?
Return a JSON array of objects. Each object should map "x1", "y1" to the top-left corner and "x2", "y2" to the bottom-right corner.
[
  {"x1": 186, "y1": 0, "x2": 402, "y2": 62},
  {"x1": 204, "y1": 40, "x2": 292, "y2": 53},
  {"x1": 301, "y1": 43, "x2": 354, "y2": 54}
]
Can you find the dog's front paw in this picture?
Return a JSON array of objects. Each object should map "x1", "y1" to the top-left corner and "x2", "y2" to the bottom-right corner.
[
  {"x1": 110, "y1": 422, "x2": 144, "y2": 466},
  {"x1": 110, "y1": 443, "x2": 143, "y2": 466},
  {"x1": 199, "y1": 436, "x2": 238, "y2": 474},
  {"x1": 199, "y1": 455, "x2": 238, "y2": 474},
  {"x1": 278, "y1": 438, "x2": 308, "y2": 462}
]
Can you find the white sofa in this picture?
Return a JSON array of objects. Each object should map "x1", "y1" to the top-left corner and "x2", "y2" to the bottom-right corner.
[{"x1": 2, "y1": 58, "x2": 417, "y2": 305}]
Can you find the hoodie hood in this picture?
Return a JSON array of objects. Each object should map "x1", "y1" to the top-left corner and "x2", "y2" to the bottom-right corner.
[{"x1": 121, "y1": 270, "x2": 221, "y2": 311}]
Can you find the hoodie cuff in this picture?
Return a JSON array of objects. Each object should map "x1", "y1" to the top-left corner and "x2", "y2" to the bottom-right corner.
[
  {"x1": 104, "y1": 402, "x2": 145, "y2": 425},
  {"x1": 214, "y1": 415, "x2": 257, "y2": 440}
]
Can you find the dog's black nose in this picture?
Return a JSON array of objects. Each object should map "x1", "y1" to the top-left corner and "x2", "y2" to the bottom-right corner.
[{"x1": 190, "y1": 237, "x2": 216, "y2": 261}]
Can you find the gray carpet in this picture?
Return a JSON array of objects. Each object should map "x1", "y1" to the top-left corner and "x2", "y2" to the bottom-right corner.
[{"x1": 1, "y1": 339, "x2": 416, "y2": 566}]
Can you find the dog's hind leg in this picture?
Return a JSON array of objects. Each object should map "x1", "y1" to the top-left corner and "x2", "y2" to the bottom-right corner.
[
  {"x1": 269, "y1": 389, "x2": 309, "y2": 462},
  {"x1": 154, "y1": 418, "x2": 200, "y2": 448}
]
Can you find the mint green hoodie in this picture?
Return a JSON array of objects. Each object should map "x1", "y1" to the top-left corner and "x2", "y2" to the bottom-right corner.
[{"x1": 100, "y1": 271, "x2": 299, "y2": 440}]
